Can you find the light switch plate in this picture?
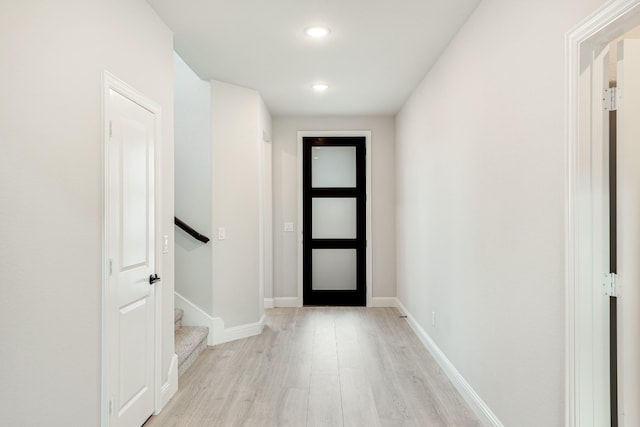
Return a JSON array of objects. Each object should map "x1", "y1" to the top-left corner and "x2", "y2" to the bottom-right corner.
[
  {"x1": 218, "y1": 227, "x2": 226, "y2": 240},
  {"x1": 162, "y1": 235, "x2": 169, "y2": 254}
]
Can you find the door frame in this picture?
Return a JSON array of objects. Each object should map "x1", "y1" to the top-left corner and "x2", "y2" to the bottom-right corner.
[
  {"x1": 302, "y1": 136, "x2": 367, "y2": 306},
  {"x1": 297, "y1": 131, "x2": 372, "y2": 307},
  {"x1": 101, "y1": 71, "x2": 164, "y2": 426},
  {"x1": 566, "y1": 1, "x2": 640, "y2": 425}
]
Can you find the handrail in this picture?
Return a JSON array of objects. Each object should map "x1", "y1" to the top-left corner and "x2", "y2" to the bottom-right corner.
[{"x1": 174, "y1": 217, "x2": 210, "y2": 244}]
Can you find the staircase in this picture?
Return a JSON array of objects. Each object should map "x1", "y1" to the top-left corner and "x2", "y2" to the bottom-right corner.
[{"x1": 174, "y1": 308, "x2": 209, "y2": 376}]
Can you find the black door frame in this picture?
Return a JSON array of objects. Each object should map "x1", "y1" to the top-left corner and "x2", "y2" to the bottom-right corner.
[{"x1": 298, "y1": 132, "x2": 370, "y2": 306}]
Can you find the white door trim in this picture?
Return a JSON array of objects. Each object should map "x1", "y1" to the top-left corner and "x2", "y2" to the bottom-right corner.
[
  {"x1": 296, "y1": 131, "x2": 373, "y2": 307},
  {"x1": 262, "y1": 135, "x2": 274, "y2": 309},
  {"x1": 566, "y1": 1, "x2": 640, "y2": 425},
  {"x1": 102, "y1": 71, "x2": 163, "y2": 426}
]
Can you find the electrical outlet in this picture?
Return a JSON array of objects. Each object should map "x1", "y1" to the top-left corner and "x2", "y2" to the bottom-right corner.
[
  {"x1": 284, "y1": 222, "x2": 294, "y2": 232},
  {"x1": 218, "y1": 227, "x2": 226, "y2": 240}
]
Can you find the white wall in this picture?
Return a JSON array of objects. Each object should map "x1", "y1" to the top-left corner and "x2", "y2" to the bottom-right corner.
[
  {"x1": 272, "y1": 116, "x2": 396, "y2": 301},
  {"x1": 174, "y1": 52, "x2": 213, "y2": 315},
  {"x1": 211, "y1": 81, "x2": 271, "y2": 327},
  {"x1": 395, "y1": 0, "x2": 606, "y2": 425},
  {"x1": 0, "y1": 0, "x2": 174, "y2": 425}
]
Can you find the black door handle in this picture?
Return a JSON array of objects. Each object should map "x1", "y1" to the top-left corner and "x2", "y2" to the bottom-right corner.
[{"x1": 149, "y1": 274, "x2": 161, "y2": 285}]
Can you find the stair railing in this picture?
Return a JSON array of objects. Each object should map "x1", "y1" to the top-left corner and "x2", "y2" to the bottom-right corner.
[{"x1": 174, "y1": 217, "x2": 210, "y2": 243}]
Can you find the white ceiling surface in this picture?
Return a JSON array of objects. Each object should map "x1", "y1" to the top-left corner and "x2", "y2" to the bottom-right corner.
[{"x1": 147, "y1": 0, "x2": 480, "y2": 115}]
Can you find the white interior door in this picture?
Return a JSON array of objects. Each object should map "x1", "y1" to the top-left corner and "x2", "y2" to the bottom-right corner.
[
  {"x1": 590, "y1": 44, "x2": 613, "y2": 427},
  {"x1": 106, "y1": 87, "x2": 157, "y2": 427},
  {"x1": 616, "y1": 38, "x2": 640, "y2": 426}
]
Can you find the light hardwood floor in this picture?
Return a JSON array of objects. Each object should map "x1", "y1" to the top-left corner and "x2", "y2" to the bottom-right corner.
[{"x1": 145, "y1": 307, "x2": 482, "y2": 427}]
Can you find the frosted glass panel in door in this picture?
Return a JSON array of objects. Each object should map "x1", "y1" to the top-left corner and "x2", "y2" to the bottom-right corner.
[
  {"x1": 312, "y1": 249, "x2": 357, "y2": 290},
  {"x1": 312, "y1": 146, "x2": 356, "y2": 188},
  {"x1": 312, "y1": 198, "x2": 356, "y2": 238}
]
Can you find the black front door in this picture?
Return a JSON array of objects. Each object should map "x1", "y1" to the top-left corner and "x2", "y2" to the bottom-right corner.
[{"x1": 302, "y1": 136, "x2": 366, "y2": 306}]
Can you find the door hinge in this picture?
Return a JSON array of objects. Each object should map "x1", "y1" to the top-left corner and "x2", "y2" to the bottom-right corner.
[
  {"x1": 604, "y1": 87, "x2": 618, "y2": 111},
  {"x1": 108, "y1": 398, "x2": 113, "y2": 416},
  {"x1": 109, "y1": 120, "x2": 113, "y2": 138},
  {"x1": 109, "y1": 259, "x2": 113, "y2": 276},
  {"x1": 603, "y1": 273, "x2": 617, "y2": 297}
]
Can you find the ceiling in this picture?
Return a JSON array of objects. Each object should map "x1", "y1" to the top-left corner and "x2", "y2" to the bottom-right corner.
[{"x1": 146, "y1": 0, "x2": 480, "y2": 116}]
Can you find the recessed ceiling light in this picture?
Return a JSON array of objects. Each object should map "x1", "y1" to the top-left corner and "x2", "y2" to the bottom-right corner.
[
  {"x1": 312, "y1": 83, "x2": 329, "y2": 92},
  {"x1": 305, "y1": 26, "x2": 330, "y2": 38}
]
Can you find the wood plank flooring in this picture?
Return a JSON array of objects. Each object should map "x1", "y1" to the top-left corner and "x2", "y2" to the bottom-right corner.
[{"x1": 144, "y1": 307, "x2": 482, "y2": 427}]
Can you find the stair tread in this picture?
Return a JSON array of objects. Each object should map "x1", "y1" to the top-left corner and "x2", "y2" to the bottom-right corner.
[{"x1": 175, "y1": 326, "x2": 208, "y2": 364}]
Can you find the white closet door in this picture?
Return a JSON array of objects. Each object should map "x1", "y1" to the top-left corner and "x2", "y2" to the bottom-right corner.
[{"x1": 107, "y1": 87, "x2": 157, "y2": 427}]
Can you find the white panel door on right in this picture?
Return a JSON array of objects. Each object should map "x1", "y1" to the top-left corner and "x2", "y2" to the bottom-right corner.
[
  {"x1": 107, "y1": 87, "x2": 157, "y2": 427},
  {"x1": 616, "y1": 38, "x2": 640, "y2": 427}
]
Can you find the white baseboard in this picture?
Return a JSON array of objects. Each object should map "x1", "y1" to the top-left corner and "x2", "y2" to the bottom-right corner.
[
  {"x1": 175, "y1": 292, "x2": 265, "y2": 346},
  {"x1": 273, "y1": 297, "x2": 300, "y2": 307},
  {"x1": 368, "y1": 297, "x2": 398, "y2": 307},
  {"x1": 264, "y1": 298, "x2": 274, "y2": 309},
  {"x1": 174, "y1": 292, "x2": 219, "y2": 346},
  {"x1": 157, "y1": 353, "x2": 178, "y2": 413},
  {"x1": 217, "y1": 314, "x2": 265, "y2": 344},
  {"x1": 395, "y1": 300, "x2": 503, "y2": 427}
]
